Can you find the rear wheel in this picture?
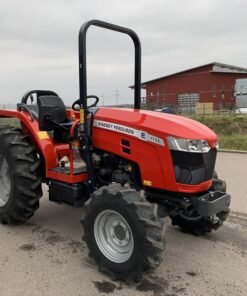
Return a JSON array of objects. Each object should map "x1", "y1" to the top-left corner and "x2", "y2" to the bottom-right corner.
[
  {"x1": 0, "y1": 126, "x2": 43, "y2": 224},
  {"x1": 170, "y1": 172, "x2": 229, "y2": 235},
  {"x1": 81, "y1": 184, "x2": 165, "y2": 281}
]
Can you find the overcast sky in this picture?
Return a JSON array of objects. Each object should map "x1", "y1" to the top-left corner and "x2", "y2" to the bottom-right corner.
[{"x1": 0, "y1": 0, "x2": 247, "y2": 106}]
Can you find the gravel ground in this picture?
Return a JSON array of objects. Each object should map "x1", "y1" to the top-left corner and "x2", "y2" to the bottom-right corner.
[{"x1": 0, "y1": 152, "x2": 246, "y2": 296}]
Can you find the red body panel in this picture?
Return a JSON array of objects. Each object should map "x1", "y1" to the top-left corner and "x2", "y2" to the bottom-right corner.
[
  {"x1": 93, "y1": 108, "x2": 218, "y2": 193},
  {"x1": 0, "y1": 107, "x2": 217, "y2": 193},
  {"x1": 0, "y1": 109, "x2": 86, "y2": 184}
]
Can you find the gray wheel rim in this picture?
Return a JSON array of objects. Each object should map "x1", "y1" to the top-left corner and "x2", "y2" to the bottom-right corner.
[
  {"x1": 0, "y1": 157, "x2": 11, "y2": 207},
  {"x1": 94, "y1": 209, "x2": 134, "y2": 263}
]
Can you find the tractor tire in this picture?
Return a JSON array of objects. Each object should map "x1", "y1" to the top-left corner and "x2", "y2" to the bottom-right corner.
[
  {"x1": 170, "y1": 172, "x2": 229, "y2": 235},
  {"x1": 81, "y1": 184, "x2": 165, "y2": 281},
  {"x1": 0, "y1": 126, "x2": 43, "y2": 224}
]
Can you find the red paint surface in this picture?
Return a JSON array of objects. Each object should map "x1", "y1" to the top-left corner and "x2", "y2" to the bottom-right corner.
[
  {"x1": 0, "y1": 107, "x2": 217, "y2": 193},
  {"x1": 0, "y1": 109, "x2": 86, "y2": 184},
  {"x1": 93, "y1": 108, "x2": 216, "y2": 193}
]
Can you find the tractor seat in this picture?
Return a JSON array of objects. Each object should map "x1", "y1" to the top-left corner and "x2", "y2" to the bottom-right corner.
[
  {"x1": 37, "y1": 95, "x2": 67, "y2": 124},
  {"x1": 37, "y1": 95, "x2": 73, "y2": 143},
  {"x1": 18, "y1": 96, "x2": 68, "y2": 124}
]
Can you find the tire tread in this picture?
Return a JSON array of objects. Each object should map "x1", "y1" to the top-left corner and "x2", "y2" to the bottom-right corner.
[
  {"x1": 0, "y1": 126, "x2": 43, "y2": 224},
  {"x1": 81, "y1": 183, "x2": 166, "y2": 281}
]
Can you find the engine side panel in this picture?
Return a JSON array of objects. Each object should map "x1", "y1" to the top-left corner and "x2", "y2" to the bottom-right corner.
[
  {"x1": 93, "y1": 108, "x2": 214, "y2": 193},
  {"x1": 92, "y1": 127, "x2": 167, "y2": 189}
]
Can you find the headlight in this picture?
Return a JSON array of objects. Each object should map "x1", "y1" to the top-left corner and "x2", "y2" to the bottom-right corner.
[{"x1": 167, "y1": 136, "x2": 211, "y2": 153}]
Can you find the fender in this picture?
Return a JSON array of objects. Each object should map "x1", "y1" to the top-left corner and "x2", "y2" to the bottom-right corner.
[{"x1": 0, "y1": 109, "x2": 85, "y2": 183}]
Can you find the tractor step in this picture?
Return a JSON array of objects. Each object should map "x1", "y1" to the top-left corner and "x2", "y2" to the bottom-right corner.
[
  {"x1": 49, "y1": 166, "x2": 87, "y2": 175},
  {"x1": 49, "y1": 180, "x2": 88, "y2": 207}
]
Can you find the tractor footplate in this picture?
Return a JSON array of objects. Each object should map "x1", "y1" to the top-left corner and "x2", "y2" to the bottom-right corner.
[{"x1": 49, "y1": 166, "x2": 87, "y2": 175}]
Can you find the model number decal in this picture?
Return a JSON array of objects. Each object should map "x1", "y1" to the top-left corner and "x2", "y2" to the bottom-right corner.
[{"x1": 93, "y1": 120, "x2": 165, "y2": 147}]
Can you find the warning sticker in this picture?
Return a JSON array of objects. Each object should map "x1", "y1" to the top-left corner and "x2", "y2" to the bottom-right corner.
[
  {"x1": 93, "y1": 120, "x2": 165, "y2": 147},
  {"x1": 37, "y1": 131, "x2": 50, "y2": 140}
]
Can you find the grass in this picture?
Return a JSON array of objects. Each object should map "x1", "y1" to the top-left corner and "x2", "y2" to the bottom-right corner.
[
  {"x1": 189, "y1": 114, "x2": 247, "y2": 135},
  {"x1": 189, "y1": 114, "x2": 247, "y2": 151},
  {"x1": 218, "y1": 135, "x2": 247, "y2": 151},
  {"x1": 0, "y1": 118, "x2": 20, "y2": 127}
]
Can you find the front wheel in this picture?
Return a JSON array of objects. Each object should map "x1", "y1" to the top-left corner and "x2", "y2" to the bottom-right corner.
[{"x1": 81, "y1": 184, "x2": 165, "y2": 281}]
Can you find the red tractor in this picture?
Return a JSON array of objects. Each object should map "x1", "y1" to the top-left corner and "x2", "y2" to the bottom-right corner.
[{"x1": 0, "y1": 20, "x2": 230, "y2": 280}]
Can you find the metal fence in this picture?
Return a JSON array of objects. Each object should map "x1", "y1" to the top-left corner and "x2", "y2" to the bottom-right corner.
[{"x1": 140, "y1": 99, "x2": 245, "y2": 115}]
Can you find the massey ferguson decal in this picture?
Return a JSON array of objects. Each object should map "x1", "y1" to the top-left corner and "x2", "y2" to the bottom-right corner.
[{"x1": 93, "y1": 120, "x2": 165, "y2": 147}]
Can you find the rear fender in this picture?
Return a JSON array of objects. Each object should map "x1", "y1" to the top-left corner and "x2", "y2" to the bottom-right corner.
[{"x1": 0, "y1": 109, "x2": 57, "y2": 172}]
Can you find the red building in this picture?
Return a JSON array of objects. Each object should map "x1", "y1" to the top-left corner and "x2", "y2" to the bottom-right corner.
[{"x1": 141, "y1": 62, "x2": 247, "y2": 111}]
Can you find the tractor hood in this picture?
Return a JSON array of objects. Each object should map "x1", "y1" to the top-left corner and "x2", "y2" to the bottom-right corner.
[{"x1": 94, "y1": 108, "x2": 218, "y2": 147}]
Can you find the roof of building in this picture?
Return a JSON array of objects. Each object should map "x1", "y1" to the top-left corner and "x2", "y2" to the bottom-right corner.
[{"x1": 130, "y1": 62, "x2": 247, "y2": 89}]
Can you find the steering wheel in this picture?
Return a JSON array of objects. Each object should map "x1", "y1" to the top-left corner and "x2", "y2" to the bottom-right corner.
[
  {"x1": 21, "y1": 90, "x2": 59, "y2": 104},
  {"x1": 72, "y1": 95, "x2": 99, "y2": 111}
]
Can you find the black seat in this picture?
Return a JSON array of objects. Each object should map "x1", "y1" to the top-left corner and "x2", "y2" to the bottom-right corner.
[
  {"x1": 37, "y1": 95, "x2": 72, "y2": 143},
  {"x1": 18, "y1": 90, "x2": 61, "y2": 121},
  {"x1": 37, "y1": 95, "x2": 67, "y2": 128}
]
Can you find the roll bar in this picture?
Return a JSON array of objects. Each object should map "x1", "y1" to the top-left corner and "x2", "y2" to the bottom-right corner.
[{"x1": 78, "y1": 19, "x2": 142, "y2": 119}]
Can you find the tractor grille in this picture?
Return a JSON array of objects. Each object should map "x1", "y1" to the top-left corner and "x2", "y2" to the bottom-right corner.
[{"x1": 171, "y1": 148, "x2": 217, "y2": 185}]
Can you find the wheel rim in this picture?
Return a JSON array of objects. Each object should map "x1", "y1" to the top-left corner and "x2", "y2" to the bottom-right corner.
[
  {"x1": 0, "y1": 157, "x2": 11, "y2": 207},
  {"x1": 94, "y1": 209, "x2": 134, "y2": 263}
]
